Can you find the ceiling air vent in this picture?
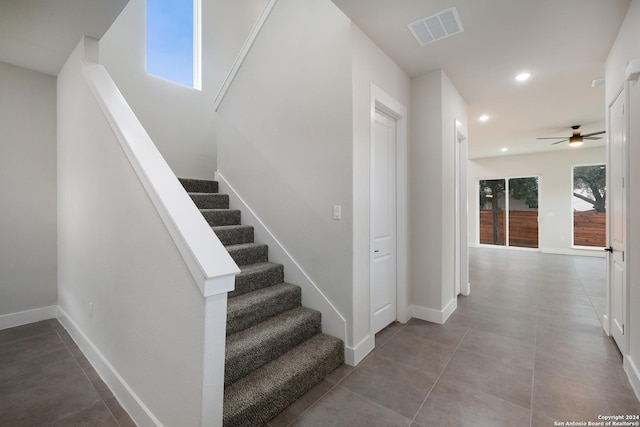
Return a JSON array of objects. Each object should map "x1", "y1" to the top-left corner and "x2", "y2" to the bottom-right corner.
[{"x1": 408, "y1": 7, "x2": 464, "y2": 46}]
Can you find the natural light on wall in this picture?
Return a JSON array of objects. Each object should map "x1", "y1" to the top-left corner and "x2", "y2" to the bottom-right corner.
[{"x1": 146, "y1": 0, "x2": 201, "y2": 89}]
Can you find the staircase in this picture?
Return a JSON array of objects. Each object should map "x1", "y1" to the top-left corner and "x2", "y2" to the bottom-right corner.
[{"x1": 179, "y1": 178, "x2": 344, "y2": 426}]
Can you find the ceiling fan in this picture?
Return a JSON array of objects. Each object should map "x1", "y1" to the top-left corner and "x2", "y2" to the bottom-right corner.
[{"x1": 537, "y1": 125, "x2": 605, "y2": 147}]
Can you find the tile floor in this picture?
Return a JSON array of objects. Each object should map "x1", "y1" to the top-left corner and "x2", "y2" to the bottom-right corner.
[
  {"x1": 267, "y1": 248, "x2": 640, "y2": 427},
  {"x1": 1, "y1": 248, "x2": 638, "y2": 426},
  {"x1": 0, "y1": 318, "x2": 134, "y2": 426}
]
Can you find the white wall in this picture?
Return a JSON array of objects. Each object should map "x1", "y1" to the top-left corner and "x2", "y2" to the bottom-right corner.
[
  {"x1": 410, "y1": 70, "x2": 468, "y2": 320},
  {"x1": 468, "y1": 147, "x2": 606, "y2": 256},
  {"x1": 99, "y1": 0, "x2": 266, "y2": 179},
  {"x1": 351, "y1": 24, "x2": 411, "y2": 358},
  {"x1": 58, "y1": 40, "x2": 209, "y2": 426},
  {"x1": 217, "y1": 0, "x2": 354, "y2": 341},
  {"x1": 0, "y1": 62, "x2": 57, "y2": 320},
  {"x1": 605, "y1": 0, "x2": 640, "y2": 398}
]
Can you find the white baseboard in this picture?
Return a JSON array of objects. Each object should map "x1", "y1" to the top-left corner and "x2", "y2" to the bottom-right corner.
[
  {"x1": 624, "y1": 355, "x2": 640, "y2": 402},
  {"x1": 410, "y1": 298, "x2": 457, "y2": 325},
  {"x1": 215, "y1": 172, "x2": 347, "y2": 343},
  {"x1": 0, "y1": 305, "x2": 58, "y2": 330},
  {"x1": 345, "y1": 334, "x2": 374, "y2": 366},
  {"x1": 57, "y1": 308, "x2": 163, "y2": 427}
]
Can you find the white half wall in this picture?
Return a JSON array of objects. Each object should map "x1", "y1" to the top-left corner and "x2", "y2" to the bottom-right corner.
[
  {"x1": 351, "y1": 24, "x2": 411, "y2": 358},
  {"x1": 0, "y1": 62, "x2": 57, "y2": 319},
  {"x1": 58, "y1": 39, "x2": 212, "y2": 427},
  {"x1": 606, "y1": 0, "x2": 640, "y2": 400},
  {"x1": 217, "y1": 0, "x2": 355, "y2": 348},
  {"x1": 468, "y1": 147, "x2": 606, "y2": 256},
  {"x1": 99, "y1": 0, "x2": 267, "y2": 179}
]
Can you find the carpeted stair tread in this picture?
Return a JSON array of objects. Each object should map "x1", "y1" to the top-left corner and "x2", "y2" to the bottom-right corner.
[
  {"x1": 212, "y1": 225, "x2": 254, "y2": 246},
  {"x1": 227, "y1": 283, "x2": 300, "y2": 335},
  {"x1": 223, "y1": 333, "x2": 344, "y2": 427},
  {"x1": 231, "y1": 262, "x2": 284, "y2": 298},
  {"x1": 178, "y1": 178, "x2": 218, "y2": 193},
  {"x1": 225, "y1": 306, "x2": 321, "y2": 386},
  {"x1": 189, "y1": 193, "x2": 229, "y2": 209},
  {"x1": 200, "y1": 209, "x2": 241, "y2": 226},
  {"x1": 226, "y1": 243, "x2": 268, "y2": 266}
]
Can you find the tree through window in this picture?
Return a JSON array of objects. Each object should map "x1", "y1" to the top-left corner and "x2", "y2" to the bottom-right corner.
[{"x1": 572, "y1": 164, "x2": 606, "y2": 247}]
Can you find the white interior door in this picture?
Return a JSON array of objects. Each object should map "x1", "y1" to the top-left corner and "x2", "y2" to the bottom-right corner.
[
  {"x1": 608, "y1": 89, "x2": 627, "y2": 353},
  {"x1": 372, "y1": 110, "x2": 397, "y2": 334}
]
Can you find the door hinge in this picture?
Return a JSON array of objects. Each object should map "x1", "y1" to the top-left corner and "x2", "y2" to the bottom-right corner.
[
  {"x1": 623, "y1": 251, "x2": 625, "y2": 262},
  {"x1": 623, "y1": 324, "x2": 625, "y2": 335}
]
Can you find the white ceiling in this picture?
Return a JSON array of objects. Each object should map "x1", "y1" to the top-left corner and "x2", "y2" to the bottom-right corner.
[
  {"x1": 332, "y1": 0, "x2": 630, "y2": 158},
  {"x1": 0, "y1": 0, "x2": 129, "y2": 76}
]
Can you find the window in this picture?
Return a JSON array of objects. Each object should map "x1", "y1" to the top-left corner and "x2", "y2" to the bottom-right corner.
[
  {"x1": 146, "y1": 0, "x2": 200, "y2": 89},
  {"x1": 479, "y1": 176, "x2": 539, "y2": 248},
  {"x1": 572, "y1": 164, "x2": 606, "y2": 247}
]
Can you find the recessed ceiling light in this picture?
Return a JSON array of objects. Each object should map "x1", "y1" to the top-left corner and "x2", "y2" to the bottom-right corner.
[
  {"x1": 479, "y1": 115, "x2": 490, "y2": 122},
  {"x1": 501, "y1": 147, "x2": 508, "y2": 152},
  {"x1": 515, "y1": 72, "x2": 531, "y2": 82}
]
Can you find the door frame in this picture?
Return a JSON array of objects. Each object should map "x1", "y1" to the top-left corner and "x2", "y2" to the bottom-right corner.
[
  {"x1": 369, "y1": 84, "x2": 409, "y2": 328},
  {"x1": 604, "y1": 83, "x2": 631, "y2": 355},
  {"x1": 455, "y1": 123, "x2": 470, "y2": 296}
]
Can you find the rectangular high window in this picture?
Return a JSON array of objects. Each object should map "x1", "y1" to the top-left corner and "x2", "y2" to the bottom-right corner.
[{"x1": 146, "y1": 0, "x2": 200, "y2": 89}]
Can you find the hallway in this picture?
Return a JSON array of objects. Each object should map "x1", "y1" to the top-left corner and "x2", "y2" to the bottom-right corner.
[{"x1": 268, "y1": 248, "x2": 640, "y2": 426}]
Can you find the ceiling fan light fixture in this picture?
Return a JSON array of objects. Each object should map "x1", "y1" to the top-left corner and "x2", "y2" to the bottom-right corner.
[
  {"x1": 515, "y1": 72, "x2": 531, "y2": 82},
  {"x1": 569, "y1": 136, "x2": 583, "y2": 147}
]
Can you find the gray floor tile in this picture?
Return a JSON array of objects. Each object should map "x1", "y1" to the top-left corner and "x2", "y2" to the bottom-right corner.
[
  {"x1": 0, "y1": 332, "x2": 66, "y2": 365},
  {"x1": 374, "y1": 321, "x2": 405, "y2": 349},
  {"x1": 0, "y1": 320, "x2": 55, "y2": 345},
  {"x1": 536, "y1": 310, "x2": 606, "y2": 337},
  {"x1": 0, "y1": 370, "x2": 102, "y2": 426},
  {"x1": 534, "y1": 349, "x2": 635, "y2": 395},
  {"x1": 414, "y1": 378, "x2": 531, "y2": 427},
  {"x1": 290, "y1": 386, "x2": 411, "y2": 427},
  {"x1": 105, "y1": 397, "x2": 137, "y2": 427},
  {"x1": 536, "y1": 325, "x2": 620, "y2": 361},
  {"x1": 340, "y1": 354, "x2": 437, "y2": 418},
  {"x1": 0, "y1": 348, "x2": 80, "y2": 398},
  {"x1": 471, "y1": 311, "x2": 537, "y2": 345},
  {"x1": 533, "y1": 371, "x2": 640, "y2": 422},
  {"x1": 531, "y1": 411, "x2": 559, "y2": 427},
  {"x1": 376, "y1": 330, "x2": 455, "y2": 375},
  {"x1": 439, "y1": 349, "x2": 533, "y2": 408},
  {"x1": 323, "y1": 363, "x2": 354, "y2": 385},
  {"x1": 459, "y1": 327, "x2": 535, "y2": 369},
  {"x1": 402, "y1": 318, "x2": 469, "y2": 348},
  {"x1": 269, "y1": 380, "x2": 334, "y2": 426},
  {"x1": 50, "y1": 400, "x2": 119, "y2": 426}
]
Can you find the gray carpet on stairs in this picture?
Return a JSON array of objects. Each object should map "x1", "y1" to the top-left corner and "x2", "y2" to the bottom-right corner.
[{"x1": 178, "y1": 178, "x2": 344, "y2": 427}]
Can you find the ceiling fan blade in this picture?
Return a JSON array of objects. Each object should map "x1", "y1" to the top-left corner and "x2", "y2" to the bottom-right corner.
[
  {"x1": 551, "y1": 139, "x2": 569, "y2": 145},
  {"x1": 584, "y1": 136, "x2": 602, "y2": 140},
  {"x1": 582, "y1": 130, "x2": 605, "y2": 138},
  {"x1": 537, "y1": 137, "x2": 567, "y2": 140}
]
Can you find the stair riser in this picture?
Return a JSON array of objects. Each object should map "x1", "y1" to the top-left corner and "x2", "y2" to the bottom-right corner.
[
  {"x1": 179, "y1": 178, "x2": 218, "y2": 193},
  {"x1": 228, "y1": 245, "x2": 268, "y2": 266},
  {"x1": 201, "y1": 210, "x2": 241, "y2": 227},
  {"x1": 223, "y1": 337, "x2": 344, "y2": 427},
  {"x1": 231, "y1": 265, "x2": 284, "y2": 298},
  {"x1": 227, "y1": 286, "x2": 300, "y2": 335},
  {"x1": 214, "y1": 226, "x2": 254, "y2": 246},
  {"x1": 225, "y1": 311, "x2": 321, "y2": 386},
  {"x1": 190, "y1": 194, "x2": 229, "y2": 209}
]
